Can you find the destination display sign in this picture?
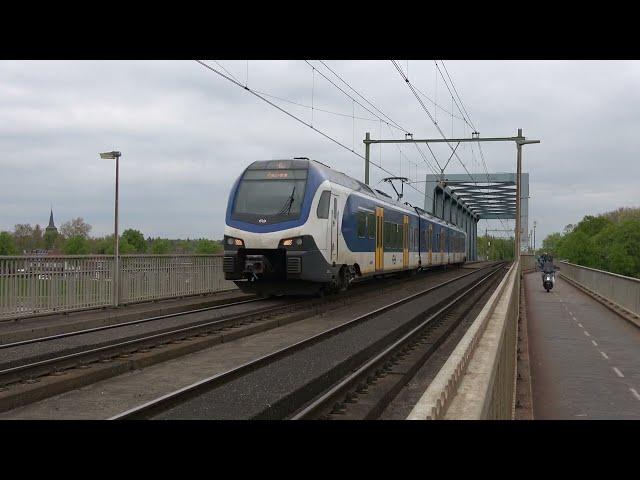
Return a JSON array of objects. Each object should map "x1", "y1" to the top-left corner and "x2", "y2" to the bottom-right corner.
[{"x1": 244, "y1": 169, "x2": 308, "y2": 181}]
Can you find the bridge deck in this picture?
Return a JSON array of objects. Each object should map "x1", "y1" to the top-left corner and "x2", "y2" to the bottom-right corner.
[{"x1": 525, "y1": 271, "x2": 640, "y2": 419}]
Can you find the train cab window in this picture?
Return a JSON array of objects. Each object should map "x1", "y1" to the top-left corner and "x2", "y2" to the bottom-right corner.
[
  {"x1": 316, "y1": 190, "x2": 331, "y2": 219},
  {"x1": 367, "y1": 214, "x2": 375, "y2": 239},
  {"x1": 357, "y1": 212, "x2": 367, "y2": 238}
]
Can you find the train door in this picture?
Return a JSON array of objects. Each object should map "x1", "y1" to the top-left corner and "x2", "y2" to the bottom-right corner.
[
  {"x1": 329, "y1": 193, "x2": 339, "y2": 265},
  {"x1": 428, "y1": 224, "x2": 433, "y2": 265},
  {"x1": 375, "y1": 207, "x2": 384, "y2": 271},
  {"x1": 403, "y1": 215, "x2": 409, "y2": 268}
]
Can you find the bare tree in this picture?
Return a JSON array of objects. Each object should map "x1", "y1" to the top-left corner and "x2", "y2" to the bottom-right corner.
[
  {"x1": 59, "y1": 217, "x2": 92, "y2": 239},
  {"x1": 13, "y1": 224, "x2": 34, "y2": 253}
]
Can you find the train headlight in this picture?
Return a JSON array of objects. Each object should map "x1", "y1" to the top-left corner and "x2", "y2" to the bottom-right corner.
[
  {"x1": 226, "y1": 236, "x2": 244, "y2": 247},
  {"x1": 280, "y1": 237, "x2": 303, "y2": 248}
]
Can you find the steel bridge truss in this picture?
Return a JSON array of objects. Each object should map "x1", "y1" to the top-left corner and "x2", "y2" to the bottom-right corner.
[{"x1": 424, "y1": 173, "x2": 529, "y2": 260}]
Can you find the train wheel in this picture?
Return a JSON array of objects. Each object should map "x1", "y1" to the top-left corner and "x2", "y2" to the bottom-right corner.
[{"x1": 338, "y1": 267, "x2": 351, "y2": 293}]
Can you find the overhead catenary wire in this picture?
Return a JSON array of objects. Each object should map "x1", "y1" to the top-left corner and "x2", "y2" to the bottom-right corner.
[
  {"x1": 434, "y1": 60, "x2": 474, "y2": 131},
  {"x1": 317, "y1": 60, "x2": 410, "y2": 134},
  {"x1": 390, "y1": 60, "x2": 480, "y2": 185},
  {"x1": 398, "y1": 61, "x2": 512, "y2": 233},
  {"x1": 305, "y1": 60, "x2": 407, "y2": 134},
  {"x1": 316, "y1": 60, "x2": 438, "y2": 199},
  {"x1": 195, "y1": 60, "x2": 428, "y2": 200},
  {"x1": 312, "y1": 60, "x2": 446, "y2": 201},
  {"x1": 440, "y1": 60, "x2": 476, "y2": 131},
  {"x1": 212, "y1": 61, "x2": 383, "y2": 123}
]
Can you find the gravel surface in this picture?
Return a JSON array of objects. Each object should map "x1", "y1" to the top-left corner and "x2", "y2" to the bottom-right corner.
[
  {"x1": 0, "y1": 298, "x2": 287, "y2": 370},
  {"x1": 153, "y1": 267, "x2": 493, "y2": 419}
]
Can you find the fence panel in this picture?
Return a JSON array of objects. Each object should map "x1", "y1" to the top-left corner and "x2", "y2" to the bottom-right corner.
[
  {"x1": 0, "y1": 256, "x2": 114, "y2": 320},
  {"x1": 119, "y1": 255, "x2": 236, "y2": 304},
  {"x1": 0, "y1": 254, "x2": 236, "y2": 320}
]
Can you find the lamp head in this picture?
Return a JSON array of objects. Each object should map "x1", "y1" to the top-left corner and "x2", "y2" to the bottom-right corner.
[{"x1": 99, "y1": 151, "x2": 121, "y2": 159}]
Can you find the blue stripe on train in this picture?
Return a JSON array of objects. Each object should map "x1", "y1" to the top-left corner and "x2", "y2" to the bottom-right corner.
[{"x1": 341, "y1": 193, "x2": 461, "y2": 254}]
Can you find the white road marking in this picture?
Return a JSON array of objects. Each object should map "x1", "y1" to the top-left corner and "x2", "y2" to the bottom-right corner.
[
  {"x1": 591, "y1": 340, "x2": 598, "y2": 347},
  {"x1": 613, "y1": 367, "x2": 624, "y2": 378},
  {"x1": 577, "y1": 323, "x2": 583, "y2": 328},
  {"x1": 600, "y1": 351, "x2": 609, "y2": 360},
  {"x1": 584, "y1": 330, "x2": 591, "y2": 337},
  {"x1": 630, "y1": 388, "x2": 640, "y2": 401}
]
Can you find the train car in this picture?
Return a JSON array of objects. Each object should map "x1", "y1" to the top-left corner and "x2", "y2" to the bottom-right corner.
[{"x1": 223, "y1": 158, "x2": 467, "y2": 296}]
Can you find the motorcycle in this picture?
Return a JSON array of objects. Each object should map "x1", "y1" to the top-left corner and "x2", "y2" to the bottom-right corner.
[{"x1": 541, "y1": 265, "x2": 560, "y2": 292}]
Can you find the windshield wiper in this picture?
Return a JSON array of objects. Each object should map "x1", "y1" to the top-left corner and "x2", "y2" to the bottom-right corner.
[{"x1": 277, "y1": 186, "x2": 296, "y2": 215}]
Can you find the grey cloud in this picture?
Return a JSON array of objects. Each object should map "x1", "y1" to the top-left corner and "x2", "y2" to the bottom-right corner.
[{"x1": 1, "y1": 60, "x2": 639, "y2": 246}]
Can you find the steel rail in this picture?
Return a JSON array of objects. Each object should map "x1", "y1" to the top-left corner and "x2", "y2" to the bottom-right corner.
[
  {"x1": 0, "y1": 266, "x2": 474, "y2": 383},
  {"x1": 110, "y1": 263, "x2": 501, "y2": 420},
  {"x1": 0, "y1": 296, "x2": 262, "y2": 350},
  {"x1": 289, "y1": 265, "x2": 505, "y2": 419},
  {"x1": 0, "y1": 299, "x2": 308, "y2": 380}
]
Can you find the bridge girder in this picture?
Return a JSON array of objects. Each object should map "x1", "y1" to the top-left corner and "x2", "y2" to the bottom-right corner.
[{"x1": 424, "y1": 173, "x2": 529, "y2": 259}]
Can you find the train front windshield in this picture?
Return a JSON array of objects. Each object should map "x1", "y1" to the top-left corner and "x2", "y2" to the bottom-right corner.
[{"x1": 232, "y1": 168, "x2": 308, "y2": 222}]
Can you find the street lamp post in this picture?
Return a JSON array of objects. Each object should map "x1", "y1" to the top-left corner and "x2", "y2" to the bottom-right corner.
[{"x1": 100, "y1": 150, "x2": 122, "y2": 307}]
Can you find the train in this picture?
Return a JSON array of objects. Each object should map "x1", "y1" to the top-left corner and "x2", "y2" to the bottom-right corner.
[{"x1": 223, "y1": 158, "x2": 467, "y2": 296}]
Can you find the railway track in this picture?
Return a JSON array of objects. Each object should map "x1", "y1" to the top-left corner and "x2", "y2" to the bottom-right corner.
[
  {"x1": 110, "y1": 262, "x2": 505, "y2": 420},
  {"x1": 291, "y1": 264, "x2": 506, "y2": 419},
  {"x1": 0, "y1": 264, "x2": 487, "y2": 412}
]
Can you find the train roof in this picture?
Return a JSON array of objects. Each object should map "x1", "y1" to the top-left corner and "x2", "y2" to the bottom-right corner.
[{"x1": 245, "y1": 158, "x2": 464, "y2": 233}]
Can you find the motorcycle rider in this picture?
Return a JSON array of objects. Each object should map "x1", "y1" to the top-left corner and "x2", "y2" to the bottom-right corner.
[{"x1": 539, "y1": 253, "x2": 557, "y2": 289}]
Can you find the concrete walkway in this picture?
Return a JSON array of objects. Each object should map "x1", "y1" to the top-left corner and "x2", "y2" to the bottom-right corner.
[{"x1": 525, "y1": 272, "x2": 640, "y2": 419}]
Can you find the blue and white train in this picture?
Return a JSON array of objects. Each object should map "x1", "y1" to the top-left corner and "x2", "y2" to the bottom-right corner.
[{"x1": 223, "y1": 158, "x2": 467, "y2": 295}]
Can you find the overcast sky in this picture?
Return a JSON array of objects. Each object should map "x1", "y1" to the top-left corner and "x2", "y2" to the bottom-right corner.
[{"x1": 1, "y1": 60, "x2": 638, "y2": 245}]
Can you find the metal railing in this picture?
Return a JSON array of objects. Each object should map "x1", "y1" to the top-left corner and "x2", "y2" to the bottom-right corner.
[
  {"x1": 0, "y1": 255, "x2": 236, "y2": 320},
  {"x1": 407, "y1": 259, "x2": 520, "y2": 420},
  {"x1": 559, "y1": 261, "x2": 640, "y2": 320}
]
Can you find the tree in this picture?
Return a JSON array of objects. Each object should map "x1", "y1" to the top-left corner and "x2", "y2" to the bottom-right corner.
[
  {"x1": 196, "y1": 239, "x2": 222, "y2": 254},
  {"x1": 59, "y1": 217, "x2": 92, "y2": 239},
  {"x1": 0, "y1": 231, "x2": 17, "y2": 255},
  {"x1": 13, "y1": 224, "x2": 34, "y2": 253},
  {"x1": 541, "y1": 232, "x2": 564, "y2": 257},
  {"x1": 121, "y1": 229, "x2": 147, "y2": 253},
  {"x1": 63, "y1": 235, "x2": 90, "y2": 255},
  {"x1": 151, "y1": 238, "x2": 171, "y2": 254},
  {"x1": 44, "y1": 229, "x2": 58, "y2": 250},
  {"x1": 31, "y1": 224, "x2": 43, "y2": 250}
]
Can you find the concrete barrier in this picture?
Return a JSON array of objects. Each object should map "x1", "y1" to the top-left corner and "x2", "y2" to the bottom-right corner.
[
  {"x1": 559, "y1": 261, "x2": 640, "y2": 327},
  {"x1": 407, "y1": 260, "x2": 520, "y2": 420},
  {"x1": 521, "y1": 253, "x2": 537, "y2": 273}
]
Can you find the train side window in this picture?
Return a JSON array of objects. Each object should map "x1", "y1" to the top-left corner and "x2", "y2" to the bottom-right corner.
[
  {"x1": 357, "y1": 212, "x2": 367, "y2": 238},
  {"x1": 316, "y1": 190, "x2": 331, "y2": 219},
  {"x1": 384, "y1": 222, "x2": 391, "y2": 246},
  {"x1": 367, "y1": 214, "x2": 375, "y2": 239}
]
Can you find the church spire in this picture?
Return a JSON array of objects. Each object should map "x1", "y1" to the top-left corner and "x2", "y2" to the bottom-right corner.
[{"x1": 46, "y1": 208, "x2": 57, "y2": 233}]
